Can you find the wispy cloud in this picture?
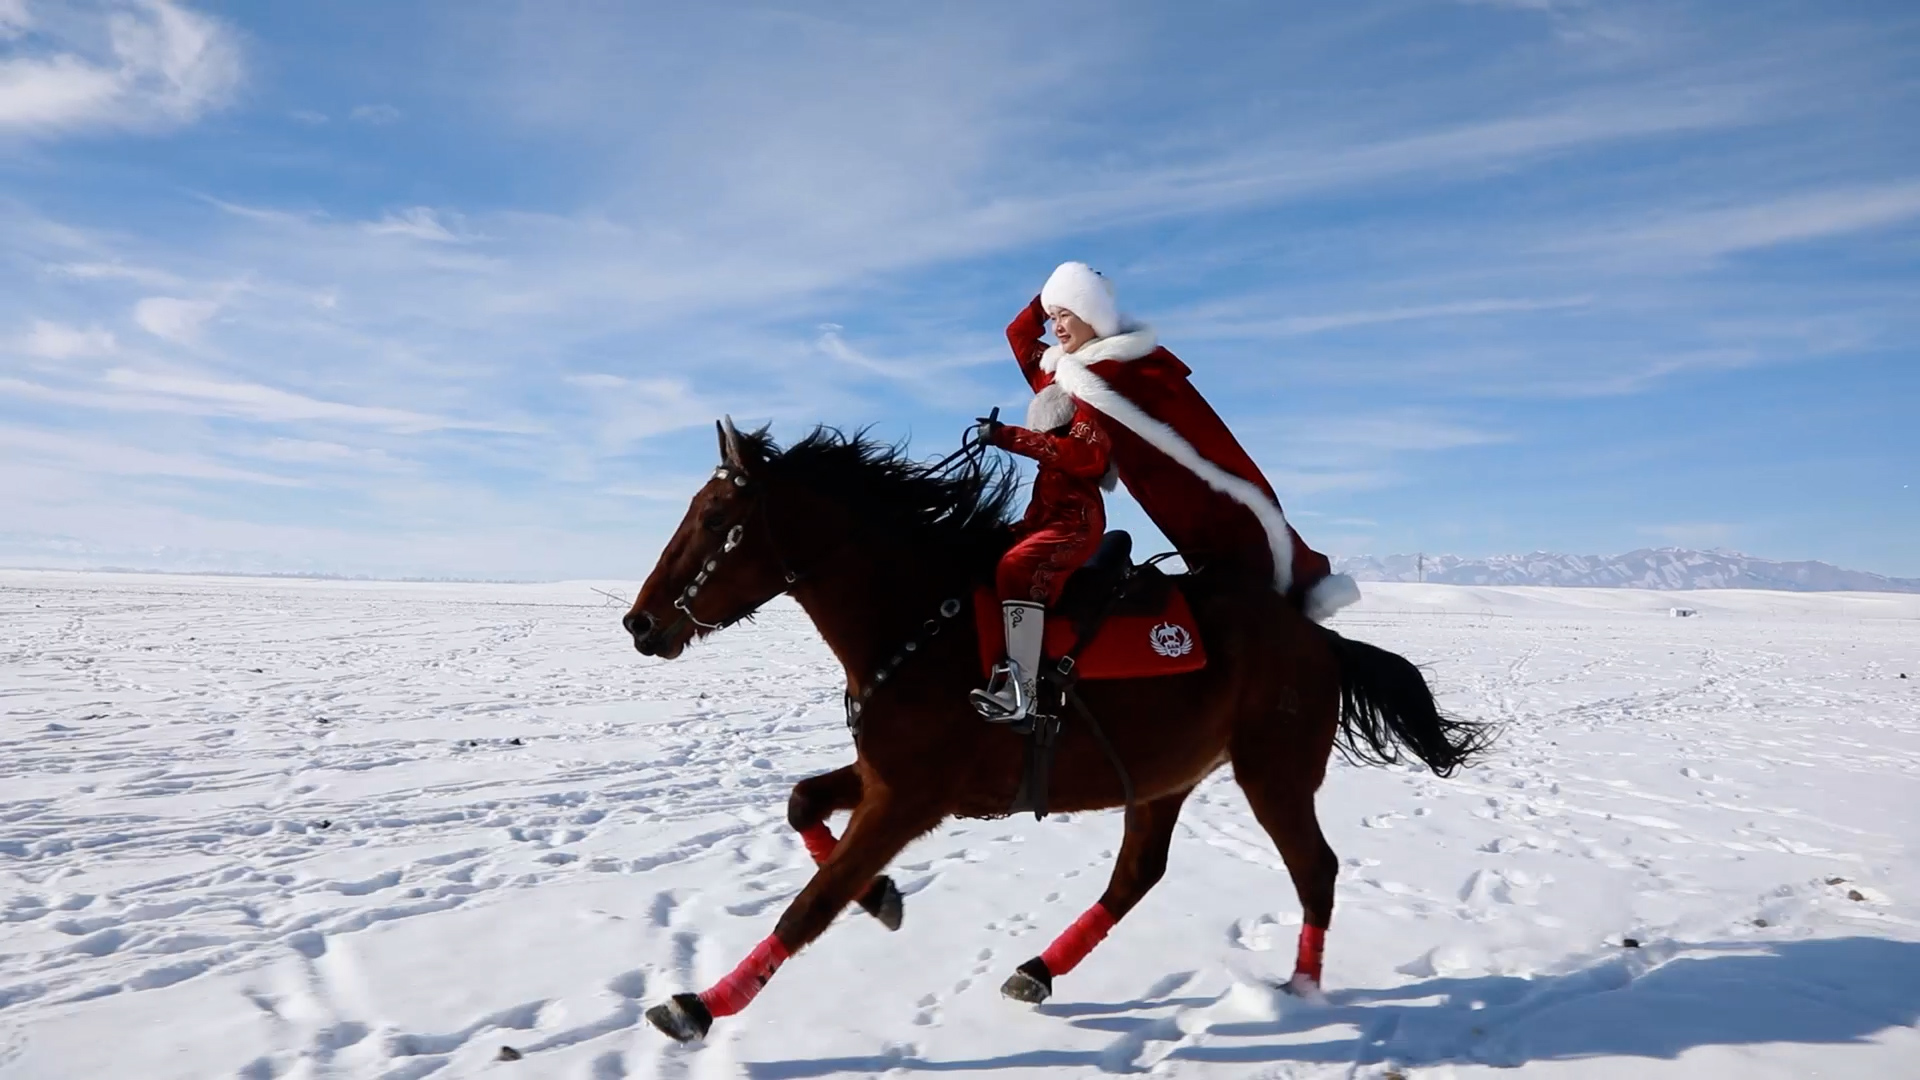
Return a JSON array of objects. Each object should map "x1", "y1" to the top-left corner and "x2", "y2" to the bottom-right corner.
[
  {"x1": 0, "y1": 0, "x2": 240, "y2": 135},
  {"x1": 132, "y1": 295, "x2": 217, "y2": 341},
  {"x1": 18, "y1": 319, "x2": 115, "y2": 358},
  {"x1": 349, "y1": 102, "x2": 400, "y2": 125},
  {"x1": 1564, "y1": 181, "x2": 1920, "y2": 261},
  {"x1": 1178, "y1": 296, "x2": 1593, "y2": 340},
  {"x1": 0, "y1": 422, "x2": 299, "y2": 486},
  {"x1": 363, "y1": 207, "x2": 466, "y2": 243}
]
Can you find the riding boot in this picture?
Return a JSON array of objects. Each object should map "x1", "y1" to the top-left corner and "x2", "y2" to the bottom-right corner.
[{"x1": 970, "y1": 601, "x2": 1045, "y2": 722}]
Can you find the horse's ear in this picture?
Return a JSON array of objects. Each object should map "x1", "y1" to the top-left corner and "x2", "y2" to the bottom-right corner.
[{"x1": 718, "y1": 415, "x2": 745, "y2": 471}]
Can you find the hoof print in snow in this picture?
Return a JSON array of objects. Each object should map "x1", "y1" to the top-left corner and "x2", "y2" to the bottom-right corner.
[
  {"x1": 1828, "y1": 876, "x2": 1849, "y2": 885},
  {"x1": 1849, "y1": 889, "x2": 1867, "y2": 902},
  {"x1": 858, "y1": 875, "x2": 904, "y2": 931},
  {"x1": 647, "y1": 993, "x2": 712, "y2": 1042},
  {"x1": 1621, "y1": 937, "x2": 1640, "y2": 949},
  {"x1": 1000, "y1": 958, "x2": 1052, "y2": 1004},
  {"x1": 496, "y1": 1045, "x2": 522, "y2": 1061},
  {"x1": 314, "y1": 820, "x2": 332, "y2": 830},
  {"x1": 1753, "y1": 918, "x2": 1769, "y2": 927}
]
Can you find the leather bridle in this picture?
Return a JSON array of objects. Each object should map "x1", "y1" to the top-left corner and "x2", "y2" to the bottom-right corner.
[{"x1": 657, "y1": 463, "x2": 803, "y2": 643}]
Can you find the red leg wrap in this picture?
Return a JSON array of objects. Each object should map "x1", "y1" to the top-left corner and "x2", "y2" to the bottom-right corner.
[
  {"x1": 1040, "y1": 903, "x2": 1117, "y2": 976},
  {"x1": 1294, "y1": 923, "x2": 1326, "y2": 984},
  {"x1": 697, "y1": 935, "x2": 790, "y2": 1018},
  {"x1": 798, "y1": 822, "x2": 837, "y2": 864}
]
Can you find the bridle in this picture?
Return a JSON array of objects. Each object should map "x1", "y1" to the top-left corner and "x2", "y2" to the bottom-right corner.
[{"x1": 658, "y1": 463, "x2": 803, "y2": 641}]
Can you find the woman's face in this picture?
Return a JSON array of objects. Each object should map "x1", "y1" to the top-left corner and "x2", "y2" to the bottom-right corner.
[{"x1": 1051, "y1": 308, "x2": 1098, "y2": 353}]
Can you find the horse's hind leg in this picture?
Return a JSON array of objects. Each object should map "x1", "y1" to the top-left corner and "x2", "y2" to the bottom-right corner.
[
  {"x1": 788, "y1": 765, "x2": 903, "y2": 930},
  {"x1": 1002, "y1": 787, "x2": 1194, "y2": 1004},
  {"x1": 1232, "y1": 746, "x2": 1339, "y2": 993}
]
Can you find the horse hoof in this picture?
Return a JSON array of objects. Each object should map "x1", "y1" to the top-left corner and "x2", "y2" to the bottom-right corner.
[
  {"x1": 646, "y1": 993, "x2": 713, "y2": 1042},
  {"x1": 858, "y1": 875, "x2": 904, "y2": 931},
  {"x1": 1000, "y1": 957, "x2": 1053, "y2": 1004},
  {"x1": 1281, "y1": 973, "x2": 1325, "y2": 1002}
]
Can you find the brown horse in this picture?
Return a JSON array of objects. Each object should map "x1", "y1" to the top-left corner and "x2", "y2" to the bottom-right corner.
[{"x1": 623, "y1": 420, "x2": 1486, "y2": 1042}]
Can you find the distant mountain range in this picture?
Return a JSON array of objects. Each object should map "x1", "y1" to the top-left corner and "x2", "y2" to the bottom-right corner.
[{"x1": 1333, "y1": 548, "x2": 1920, "y2": 593}]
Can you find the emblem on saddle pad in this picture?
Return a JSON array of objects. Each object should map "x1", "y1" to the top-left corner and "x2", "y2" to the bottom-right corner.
[{"x1": 1147, "y1": 622, "x2": 1194, "y2": 658}]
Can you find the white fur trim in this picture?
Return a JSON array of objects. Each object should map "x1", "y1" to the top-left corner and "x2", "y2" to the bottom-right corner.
[
  {"x1": 1039, "y1": 324, "x2": 1158, "y2": 374},
  {"x1": 1303, "y1": 573, "x2": 1361, "y2": 622},
  {"x1": 1046, "y1": 351, "x2": 1296, "y2": 594},
  {"x1": 1025, "y1": 382, "x2": 1076, "y2": 431},
  {"x1": 1041, "y1": 262, "x2": 1121, "y2": 338}
]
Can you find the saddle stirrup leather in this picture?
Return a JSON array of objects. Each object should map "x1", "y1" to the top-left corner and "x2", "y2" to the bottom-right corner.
[{"x1": 972, "y1": 601, "x2": 1045, "y2": 722}]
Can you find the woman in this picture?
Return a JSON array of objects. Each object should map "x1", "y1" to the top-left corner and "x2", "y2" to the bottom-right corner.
[
  {"x1": 969, "y1": 377, "x2": 1112, "y2": 723},
  {"x1": 1006, "y1": 262, "x2": 1358, "y2": 621}
]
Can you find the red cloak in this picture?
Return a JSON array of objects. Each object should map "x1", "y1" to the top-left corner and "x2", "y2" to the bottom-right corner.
[{"x1": 1008, "y1": 297, "x2": 1357, "y2": 619}]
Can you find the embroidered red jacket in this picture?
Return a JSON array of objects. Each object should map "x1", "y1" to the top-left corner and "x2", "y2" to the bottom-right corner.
[{"x1": 991, "y1": 402, "x2": 1110, "y2": 538}]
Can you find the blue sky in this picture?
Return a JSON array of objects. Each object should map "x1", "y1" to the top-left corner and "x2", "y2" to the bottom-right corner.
[{"x1": 2, "y1": 0, "x2": 1916, "y2": 580}]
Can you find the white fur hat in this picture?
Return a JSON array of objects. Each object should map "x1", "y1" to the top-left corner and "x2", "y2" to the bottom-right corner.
[{"x1": 1040, "y1": 261, "x2": 1121, "y2": 339}]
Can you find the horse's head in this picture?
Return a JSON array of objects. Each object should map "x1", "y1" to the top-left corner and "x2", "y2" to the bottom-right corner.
[{"x1": 624, "y1": 417, "x2": 799, "y2": 658}]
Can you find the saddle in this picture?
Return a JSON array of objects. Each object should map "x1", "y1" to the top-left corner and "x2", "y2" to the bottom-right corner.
[{"x1": 974, "y1": 531, "x2": 1208, "y2": 681}]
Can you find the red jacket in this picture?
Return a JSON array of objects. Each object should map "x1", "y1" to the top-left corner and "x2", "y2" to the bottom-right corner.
[
  {"x1": 1007, "y1": 297, "x2": 1348, "y2": 616},
  {"x1": 991, "y1": 402, "x2": 1111, "y2": 540}
]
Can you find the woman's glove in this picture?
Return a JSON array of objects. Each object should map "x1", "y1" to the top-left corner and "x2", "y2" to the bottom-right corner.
[{"x1": 973, "y1": 408, "x2": 1004, "y2": 447}]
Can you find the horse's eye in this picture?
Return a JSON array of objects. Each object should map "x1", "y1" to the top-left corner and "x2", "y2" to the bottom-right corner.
[{"x1": 702, "y1": 513, "x2": 726, "y2": 533}]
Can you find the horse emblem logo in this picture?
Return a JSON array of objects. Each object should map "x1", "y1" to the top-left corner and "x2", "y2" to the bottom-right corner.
[{"x1": 1147, "y1": 622, "x2": 1194, "y2": 658}]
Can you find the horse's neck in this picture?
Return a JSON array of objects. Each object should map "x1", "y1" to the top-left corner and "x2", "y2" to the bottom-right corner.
[{"x1": 792, "y1": 542, "x2": 963, "y2": 684}]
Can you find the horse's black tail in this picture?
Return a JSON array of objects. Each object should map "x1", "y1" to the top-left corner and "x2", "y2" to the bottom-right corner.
[{"x1": 1317, "y1": 626, "x2": 1490, "y2": 777}]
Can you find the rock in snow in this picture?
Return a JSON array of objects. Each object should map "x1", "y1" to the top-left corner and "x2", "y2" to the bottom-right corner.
[{"x1": 1, "y1": 568, "x2": 1917, "y2": 1078}]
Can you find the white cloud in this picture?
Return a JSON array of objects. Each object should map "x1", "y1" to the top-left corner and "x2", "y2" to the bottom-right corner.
[
  {"x1": 289, "y1": 108, "x2": 327, "y2": 125},
  {"x1": 0, "y1": 368, "x2": 514, "y2": 433},
  {"x1": 364, "y1": 207, "x2": 463, "y2": 243},
  {"x1": 0, "y1": 0, "x2": 30, "y2": 37},
  {"x1": 19, "y1": 319, "x2": 116, "y2": 358},
  {"x1": 1179, "y1": 296, "x2": 1594, "y2": 340},
  {"x1": 0, "y1": 0, "x2": 241, "y2": 135},
  {"x1": 0, "y1": 422, "x2": 299, "y2": 486},
  {"x1": 46, "y1": 260, "x2": 183, "y2": 287},
  {"x1": 349, "y1": 103, "x2": 400, "y2": 125},
  {"x1": 562, "y1": 373, "x2": 716, "y2": 446},
  {"x1": 1570, "y1": 182, "x2": 1920, "y2": 261},
  {"x1": 100, "y1": 368, "x2": 498, "y2": 431},
  {"x1": 132, "y1": 295, "x2": 217, "y2": 341}
]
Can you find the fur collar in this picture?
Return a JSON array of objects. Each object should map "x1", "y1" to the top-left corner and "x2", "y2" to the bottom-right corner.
[{"x1": 1039, "y1": 324, "x2": 1158, "y2": 374}]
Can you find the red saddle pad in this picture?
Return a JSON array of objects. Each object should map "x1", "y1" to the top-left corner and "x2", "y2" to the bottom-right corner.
[{"x1": 974, "y1": 585, "x2": 1208, "y2": 681}]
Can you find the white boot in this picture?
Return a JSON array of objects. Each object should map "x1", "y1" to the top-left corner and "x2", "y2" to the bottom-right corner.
[{"x1": 971, "y1": 601, "x2": 1045, "y2": 722}]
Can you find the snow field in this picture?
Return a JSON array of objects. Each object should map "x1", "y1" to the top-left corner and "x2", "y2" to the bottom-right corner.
[{"x1": 2, "y1": 570, "x2": 1917, "y2": 1078}]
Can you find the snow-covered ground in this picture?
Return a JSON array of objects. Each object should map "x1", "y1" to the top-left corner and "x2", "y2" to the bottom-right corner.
[{"x1": 3, "y1": 569, "x2": 1917, "y2": 1080}]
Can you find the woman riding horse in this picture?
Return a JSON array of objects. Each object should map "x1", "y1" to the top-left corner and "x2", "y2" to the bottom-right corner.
[
  {"x1": 975, "y1": 261, "x2": 1358, "y2": 720},
  {"x1": 1008, "y1": 262, "x2": 1360, "y2": 622}
]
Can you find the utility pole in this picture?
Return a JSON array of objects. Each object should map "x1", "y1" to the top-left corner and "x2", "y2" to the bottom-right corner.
[{"x1": 1417, "y1": 553, "x2": 1425, "y2": 583}]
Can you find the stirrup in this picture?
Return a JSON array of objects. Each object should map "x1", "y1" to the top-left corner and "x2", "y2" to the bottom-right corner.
[{"x1": 970, "y1": 661, "x2": 1031, "y2": 723}]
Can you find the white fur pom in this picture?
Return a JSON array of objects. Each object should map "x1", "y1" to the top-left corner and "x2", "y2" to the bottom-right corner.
[
  {"x1": 1026, "y1": 382, "x2": 1076, "y2": 431},
  {"x1": 1304, "y1": 573, "x2": 1361, "y2": 622}
]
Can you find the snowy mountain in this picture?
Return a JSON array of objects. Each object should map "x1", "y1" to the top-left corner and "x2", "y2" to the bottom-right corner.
[{"x1": 1334, "y1": 547, "x2": 1920, "y2": 593}]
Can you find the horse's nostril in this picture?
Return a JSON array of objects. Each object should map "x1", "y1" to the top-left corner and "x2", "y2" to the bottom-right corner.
[{"x1": 623, "y1": 610, "x2": 655, "y2": 639}]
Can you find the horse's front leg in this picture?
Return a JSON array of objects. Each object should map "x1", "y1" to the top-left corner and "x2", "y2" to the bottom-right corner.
[
  {"x1": 788, "y1": 765, "x2": 904, "y2": 929},
  {"x1": 647, "y1": 791, "x2": 941, "y2": 1042}
]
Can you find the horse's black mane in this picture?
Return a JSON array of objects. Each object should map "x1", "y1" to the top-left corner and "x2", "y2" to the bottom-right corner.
[{"x1": 739, "y1": 426, "x2": 1017, "y2": 567}]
